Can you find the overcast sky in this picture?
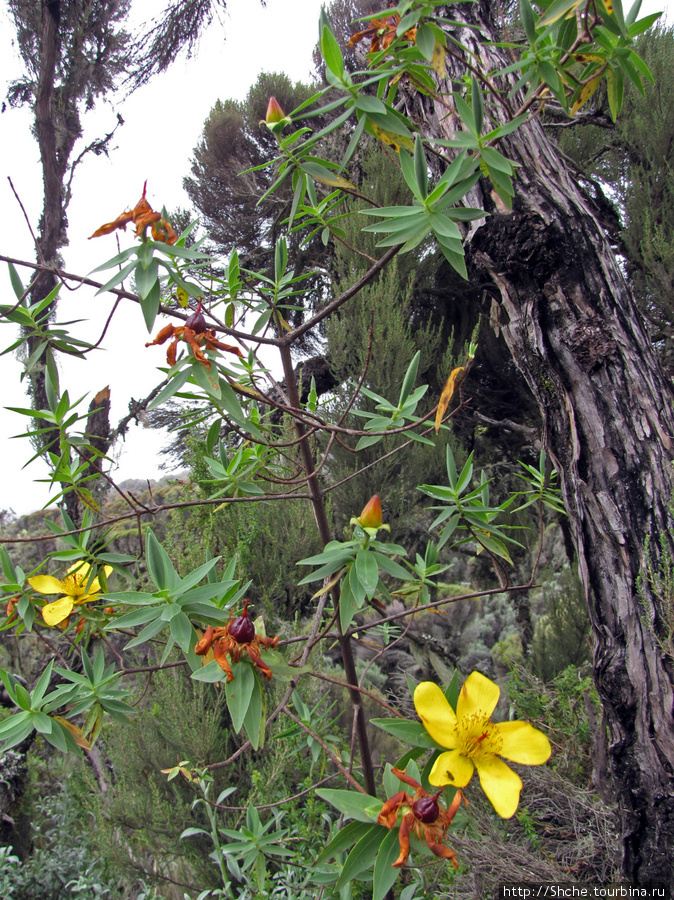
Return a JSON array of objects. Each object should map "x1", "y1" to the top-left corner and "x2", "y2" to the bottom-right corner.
[
  {"x1": 0, "y1": 0, "x2": 325, "y2": 516},
  {"x1": 0, "y1": 0, "x2": 670, "y2": 517}
]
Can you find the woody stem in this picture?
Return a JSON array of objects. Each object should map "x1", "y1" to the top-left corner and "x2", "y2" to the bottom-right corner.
[{"x1": 278, "y1": 339, "x2": 377, "y2": 797}]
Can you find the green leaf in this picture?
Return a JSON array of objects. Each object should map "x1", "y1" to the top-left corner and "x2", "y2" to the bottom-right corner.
[
  {"x1": 429, "y1": 212, "x2": 462, "y2": 242},
  {"x1": 321, "y1": 24, "x2": 344, "y2": 80},
  {"x1": 243, "y1": 674, "x2": 264, "y2": 750},
  {"x1": 355, "y1": 433, "x2": 384, "y2": 451},
  {"x1": 415, "y1": 23, "x2": 435, "y2": 61},
  {"x1": 170, "y1": 612, "x2": 194, "y2": 652},
  {"x1": 438, "y1": 240, "x2": 468, "y2": 280},
  {"x1": 192, "y1": 659, "x2": 227, "y2": 683},
  {"x1": 30, "y1": 660, "x2": 54, "y2": 706},
  {"x1": 8, "y1": 262, "x2": 25, "y2": 300},
  {"x1": 399, "y1": 150, "x2": 423, "y2": 201},
  {"x1": 606, "y1": 66, "x2": 624, "y2": 121},
  {"x1": 454, "y1": 95, "x2": 477, "y2": 137},
  {"x1": 480, "y1": 146, "x2": 514, "y2": 175},
  {"x1": 135, "y1": 257, "x2": 158, "y2": 299},
  {"x1": 316, "y1": 789, "x2": 381, "y2": 823},
  {"x1": 471, "y1": 74, "x2": 483, "y2": 137},
  {"x1": 146, "y1": 368, "x2": 192, "y2": 411},
  {"x1": 355, "y1": 550, "x2": 379, "y2": 599},
  {"x1": 371, "y1": 553, "x2": 409, "y2": 581},
  {"x1": 108, "y1": 607, "x2": 163, "y2": 632},
  {"x1": 444, "y1": 669, "x2": 460, "y2": 712},
  {"x1": 313, "y1": 821, "x2": 373, "y2": 866},
  {"x1": 399, "y1": 350, "x2": 421, "y2": 405},
  {"x1": 140, "y1": 279, "x2": 161, "y2": 332},
  {"x1": 354, "y1": 94, "x2": 386, "y2": 115},
  {"x1": 370, "y1": 718, "x2": 442, "y2": 749},
  {"x1": 0, "y1": 714, "x2": 35, "y2": 751},
  {"x1": 413, "y1": 135, "x2": 428, "y2": 199},
  {"x1": 339, "y1": 570, "x2": 360, "y2": 633},
  {"x1": 146, "y1": 530, "x2": 177, "y2": 590},
  {"x1": 336, "y1": 825, "x2": 388, "y2": 889},
  {"x1": 373, "y1": 828, "x2": 403, "y2": 900},
  {"x1": 190, "y1": 359, "x2": 222, "y2": 399},
  {"x1": 520, "y1": 0, "x2": 537, "y2": 43},
  {"x1": 225, "y1": 661, "x2": 255, "y2": 733}
]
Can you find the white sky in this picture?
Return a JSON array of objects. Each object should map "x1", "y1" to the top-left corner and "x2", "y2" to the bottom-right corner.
[
  {"x1": 0, "y1": 0, "x2": 670, "y2": 517},
  {"x1": 0, "y1": 0, "x2": 325, "y2": 516}
]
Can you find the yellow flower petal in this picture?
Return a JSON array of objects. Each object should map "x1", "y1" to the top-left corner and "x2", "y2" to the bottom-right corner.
[
  {"x1": 42, "y1": 596, "x2": 75, "y2": 627},
  {"x1": 66, "y1": 561, "x2": 92, "y2": 578},
  {"x1": 457, "y1": 671, "x2": 500, "y2": 720},
  {"x1": 474, "y1": 755, "x2": 522, "y2": 818},
  {"x1": 429, "y1": 749, "x2": 474, "y2": 787},
  {"x1": 28, "y1": 575, "x2": 66, "y2": 595},
  {"x1": 414, "y1": 682, "x2": 458, "y2": 748},
  {"x1": 496, "y1": 721, "x2": 551, "y2": 765}
]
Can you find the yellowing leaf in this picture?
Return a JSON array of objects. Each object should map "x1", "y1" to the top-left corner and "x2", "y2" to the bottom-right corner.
[
  {"x1": 435, "y1": 366, "x2": 465, "y2": 433},
  {"x1": 310, "y1": 568, "x2": 345, "y2": 602},
  {"x1": 53, "y1": 715, "x2": 92, "y2": 750},
  {"x1": 576, "y1": 53, "x2": 605, "y2": 64},
  {"x1": 570, "y1": 73, "x2": 603, "y2": 116},
  {"x1": 604, "y1": 0, "x2": 613, "y2": 11},
  {"x1": 276, "y1": 313, "x2": 293, "y2": 333},
  {"x1": 432, "y1": 40, "x2": 446, "y2": 77},
  {"x1": 370, "y1": 122, "x2": 415, "y2": 154},
  {"x1": 313, "y1": 173, "x2": 357, "y2": 190},
  {"x1": 538, "y1": 0, "x2": 584, "y2": 26},
  {"x1": 223, "y1": 375, "x2": 262, "y2": 400},
  {"x1": 75, "y1": 487, "x2": 101, "y2": 513}
]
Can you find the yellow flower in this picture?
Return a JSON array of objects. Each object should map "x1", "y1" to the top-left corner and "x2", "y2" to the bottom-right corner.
[
  {"x1": 29, "y1": 562, "x2": 112, "y2": 627},
  {"x1": 414, "y1": 672, "x2": 551, "y2": 818}
]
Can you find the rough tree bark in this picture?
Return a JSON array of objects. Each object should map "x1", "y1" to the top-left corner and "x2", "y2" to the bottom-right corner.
[{"x1": 409, "y1": 1, "x2": 674, "y2": 884}]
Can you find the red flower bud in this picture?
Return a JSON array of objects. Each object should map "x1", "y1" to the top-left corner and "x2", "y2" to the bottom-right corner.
[
  {"x1": 358, "y1": 495, "x2": 382, "y2": 529},
  {"x1": 265, "y1": 96, "x2": 286, "y2": 124},
  {"x1": 229, "y1": 601, "x2": 255, "y2": 644},
  {"x1": 412, "y1": 789, "x2": 443, "y2": 824}
]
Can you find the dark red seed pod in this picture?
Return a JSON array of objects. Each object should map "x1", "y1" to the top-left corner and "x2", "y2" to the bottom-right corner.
[
  {"x1": 412, "y1": 791, "x2": 441, "y2": 824},
  {"x1": 186, "y1": 305, "x2": 207, "y2": 334},
  {"x1": 229, "y1": 602, "x2": 255, "y2": 644}
]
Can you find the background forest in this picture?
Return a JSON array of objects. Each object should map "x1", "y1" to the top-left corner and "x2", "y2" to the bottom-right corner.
[{"x1": 1, "y1": 0, "x2": 674, "y2": 898}]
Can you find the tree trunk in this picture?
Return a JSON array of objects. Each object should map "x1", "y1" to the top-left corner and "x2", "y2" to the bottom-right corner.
[
  {"x1": 30, "y1": 1, "x2": 84, "y2": 524},
  {"x1": 414, "y1": 2, "x2": 674, "y2": 884}
]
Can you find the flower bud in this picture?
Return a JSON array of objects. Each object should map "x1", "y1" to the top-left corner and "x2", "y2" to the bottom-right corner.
[
  {"x1": 265, "y1": 96, "x2": 286, "y2": 124},
  {"x1": 412, "y1": 790, "x2": 442, "y2": 824},
  {"x1": 229, "y1": 601, "x2": 255, "y2": 644},
  {"x1": 358, "y1": 495, "x2": 382, "y2": 529},
  {"x1": 261, "y1": 96, "x2": 291, "y2": 135}
]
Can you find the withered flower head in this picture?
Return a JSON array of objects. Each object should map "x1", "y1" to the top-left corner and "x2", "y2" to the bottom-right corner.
[
  {"x1": 194, "y1": 600, "x2": 279, "y2": 683},
  {"x1": 145, "y1": 303, "x2": 243, "y2": 370},
  {"x1": 348, "y1": 12, "x2": 417, "y2": 54},
  {"x1": 89, "y1": 182, "x2": 177, "y2": 245},
  {"x1": 377, "y1": 767, "x2": 464, "y2": 868}
]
